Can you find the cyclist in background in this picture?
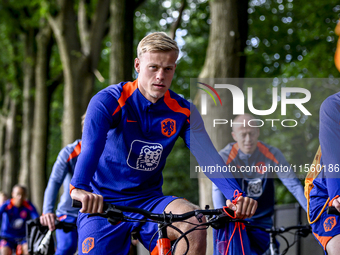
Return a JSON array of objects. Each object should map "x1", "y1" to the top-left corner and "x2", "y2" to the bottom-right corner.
[
  {"x1": 307, "y1": 92, "x2": 340, "y2": 255},
  {"x1": 0, "y1": 185, "x2": 39, "y2": 255},
  {"x1": 212, "y1": 114, "x2": 307, "y2": 255},
  {"x1": 39, "y1": 114, "x2": 85, "y2": 255},
  {"x1": 70, "y1": 32, "x2": 257, "y2": 255},
  {"x1": 0, "y1": 192, "x2": 8, "y2": 230}
]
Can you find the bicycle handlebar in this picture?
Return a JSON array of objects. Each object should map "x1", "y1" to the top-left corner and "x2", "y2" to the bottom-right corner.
[
  {"x1": 245, "y1": 224, "x2": 311, "y2": 235},
  {"x1": 327, "y1": 206, "x2": 340, "y2": 215},
  {"x1": 72, "y1": 199, "x2": 237, "y2": 225}
]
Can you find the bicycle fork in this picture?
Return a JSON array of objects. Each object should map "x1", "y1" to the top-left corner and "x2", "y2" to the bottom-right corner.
[
  {"x1": 153, "y1": 223, "x2": 172, "y2": 255},
  {"x1": 268, "y1": 233, "x2": 279, "y2": 255}
]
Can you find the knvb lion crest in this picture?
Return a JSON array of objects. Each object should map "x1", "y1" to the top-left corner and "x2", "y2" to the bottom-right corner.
[
  {"x1": 324, "y1": 216, "x2": 336, "y2": 232},
  {"x1": 161, "y1": 118, "x2": 176, "y2": 137},
  {"x1": 82, "y1": 237, "x2": 94, "y2": 254},
  {"x1": 245, "y1": 178, "x2": 263, "y2": 197},
  {"x1": 127, "y1": 140, "x2": 163, "y2": 171},
  {"x1": 136, "y1": 145, "x2": 163, "y2": 171}
]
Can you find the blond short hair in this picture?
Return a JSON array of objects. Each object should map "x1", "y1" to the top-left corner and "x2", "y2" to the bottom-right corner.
[{"x1": 137, "y1": 32, "x2": 179, "y2": 59}]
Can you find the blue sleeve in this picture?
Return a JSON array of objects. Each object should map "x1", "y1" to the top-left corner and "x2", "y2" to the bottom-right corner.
[
  {"x1": 70, "y1": 91, "x2": 120, "y2": 191},
  {"x1": 182, "y1": 104, "x2": 243, "y2": 200},
  {"x1": 29, "y1": 201, "x2": 39, "y2": 219},
  {"x1": 274, "y1": 149, "x2": 307, "y2": 212},
  {"x1": 0, "y1": 203, "x2": 5, "y2": 223},
  {"x1": 43, "y1": 146, "x2": 72, "y2": 214},
  {"x1": 212, "y1": 183, "x2": 227, "y2": 208},
  {"x1": 319, "y1": 93, "x2": 340, "y2": 200}
]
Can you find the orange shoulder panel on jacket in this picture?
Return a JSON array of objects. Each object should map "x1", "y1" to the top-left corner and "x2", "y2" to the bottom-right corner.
[
  {"x1": 112, "y1": 80, "x2": 138, "y2": 116},
  {"x1": 257, "y1": 142, "x2": 279, "y2": 164},
  {"x1": 164, "y1": 91, "x2": 190, "y2": 117},
  {"x1": 226, "y1": 143, "x2": 239, "y2": 165}
]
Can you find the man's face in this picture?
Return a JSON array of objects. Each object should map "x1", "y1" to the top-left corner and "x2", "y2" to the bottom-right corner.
[
  {"x1": 232, "y1": 125, "x2": 259, "y2": 155},
  {"x1": 12, "y1": 187, "x2": 26, "y2": 207},
  {"x1": 134, "y1": 50, "x2": 177, "y2": 103},
  {"x1": 0, "y1": 194, "x2": 7, "y2": 205}
]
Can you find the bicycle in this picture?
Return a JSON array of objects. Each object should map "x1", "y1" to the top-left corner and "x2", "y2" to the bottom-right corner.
[
  {"x1": 72, "y1": 199, "x2": 243, "y2": 255},
  {"x1": 243, "y1": 223, "x2": 312, "y2": 255},
  {"x1": 0, "y1": 236, "x2": 25, "y2": 255},
  {"x1": 73, "y1": 199, "x2": 311, "y2": 255},
  {"x1": 26, "y1": 218, "x2": 77, "y2": 255}
]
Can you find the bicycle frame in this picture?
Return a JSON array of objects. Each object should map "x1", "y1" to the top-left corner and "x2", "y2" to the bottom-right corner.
[
  {"x1": 0, "y1": 237, "x2": 24, "y2": 255},
  {"x1": 245, "y1": 224, "x2": 311, "y2": 255},
  {"x1": 151, "y1": 223, "x2": 172, "y2": 255},
  {"x1": 72, "y1": 200, "x2": 236, "y2": 255}
]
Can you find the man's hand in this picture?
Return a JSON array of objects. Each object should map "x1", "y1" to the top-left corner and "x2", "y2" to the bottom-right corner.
[
  {"x1": 226, "y1": 196, "x2": 257, "y2": 219},
  {"x1": 70, "y1": 188, "x2": 104, "y2": 214},
  {"x1": 40, "y1": 213, "x2": 56, "y2": 231},
  {"x1": 331, "y1": 197, "x2": 340, "y2": 213}
]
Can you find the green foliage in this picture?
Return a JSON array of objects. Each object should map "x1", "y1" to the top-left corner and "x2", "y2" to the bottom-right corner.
[
  {"x1": 47, "y1": 84, "x2": 63, "y2": 176},
  {"x1": 4, "y1": 0, "x2": 339, "y2": 208},
  {"x1": 162, "y1": 139, "x2": 197, "y2": 204},
  {"x1": 245, "y1": 0, "x2": 340, "y2": 205},
  {"x1": 246, "y1": 0, "x2": 340, "y2": 78}
]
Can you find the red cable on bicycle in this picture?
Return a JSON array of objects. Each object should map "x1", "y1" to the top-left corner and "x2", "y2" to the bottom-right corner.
[{"x1": 222, "y1": 190, "x2": 245, "y2": 255}]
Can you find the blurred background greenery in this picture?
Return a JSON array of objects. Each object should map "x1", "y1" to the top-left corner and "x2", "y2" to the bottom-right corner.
[{"x1": 0, "y1": 0, "x2": 339, "y2": 209}]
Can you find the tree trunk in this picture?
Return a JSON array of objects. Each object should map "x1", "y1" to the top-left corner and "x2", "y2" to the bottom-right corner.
[
  {"x1": 48, "y1": 0, "x2": 110, "y2": 147},
  {"x1": 30, "y1": 23, "x2": 52, "y2": 212},
  {"x1": 198, "y1": 1, "x2": 248, "y2": 254},
  {"x1": 47, "y1": 0, "x2": 83, "y2": 146},
  {"x1": 19, "y1": 29, "x2": 36, "y2": 190},
  {"x1": 109, "y1": 0, "x2": 135, "y2": 84},
  {"x1": 0, "y1": 94, "x2": 9, "y2": 191},
  {"x1": 2, "y1": 85, "x2": 19, "y2": 195},
  {"x1": 109, "y1": 0, "x2": 126, "y2": 84}
]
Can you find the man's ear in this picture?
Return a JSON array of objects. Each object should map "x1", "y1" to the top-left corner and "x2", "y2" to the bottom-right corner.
[
  {"x1": 231, "y1": 131, "x2": 237, "y2": 142},
  {"x1": 134, "y1": 58, "x2": 140, "y2": 73}
]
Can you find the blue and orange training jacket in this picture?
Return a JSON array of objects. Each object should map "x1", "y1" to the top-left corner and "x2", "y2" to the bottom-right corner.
[
  {"x1": 214, "y1": 141, "x2": 306, "y2": 225},
  {"x1": 43, "y1": 139, "x2": 81, "y2": 218},
  {"x1": 70, "y1": 80, "x2": 242, "y2": 203},
  {"x1": 309, "y1": 92, "x2": 340, "y2": 215},
  {"x1": 0, "y1": 199, "x2": 39, "y2": 239}
]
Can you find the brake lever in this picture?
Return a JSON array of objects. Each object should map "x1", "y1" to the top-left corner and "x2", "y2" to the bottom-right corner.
[
  {"x1": 297, "y1": 225, "x2": 312, "y2": 237},
  {"x1": 87, "y1": 208, "x2": 125, "y2": 226},
  {"x1": 210, "y1": 214, "x2": 249, "y2": 229}
]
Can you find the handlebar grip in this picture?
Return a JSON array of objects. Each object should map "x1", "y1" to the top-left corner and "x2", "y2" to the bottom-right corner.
[
  {"x1": 327, "y1": 206, "x2": 340, "y2": 215},
  {"x1": 72, "y1": 199, "x2": 82, "y2": 208}
]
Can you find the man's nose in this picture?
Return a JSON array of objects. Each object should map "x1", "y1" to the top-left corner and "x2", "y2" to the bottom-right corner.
[{"x1": 156, "y1": 69, "x2": 165, "y2": 80}]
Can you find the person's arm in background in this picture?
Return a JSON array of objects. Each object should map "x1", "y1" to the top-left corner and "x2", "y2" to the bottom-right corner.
[
  {"x1": 0, "y1": 203, "x2": 5, "y2": 225},
  {"x1": 212, "y1": 183, "x2": 227, "y2": 209},
  {"x1": 319, "y1": 93, "x2": 340, "y2": 212},
  {"x1": 274, "y1": 148, "x2": 307, "y2": 212},
  {"x1": 40, "y1": 145, "x2": 72, "y2": 231},
  {"x1": 182, "y1": 105, "x2": 257, "y2": 218}
]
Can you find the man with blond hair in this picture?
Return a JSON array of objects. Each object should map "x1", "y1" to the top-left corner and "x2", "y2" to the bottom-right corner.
[
  {"x1": 212, "y1": 114, "x2": 307, "y2": 254},
  {"x1": 70, "y1": 32, "x2": 257, "y2": 254}
]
